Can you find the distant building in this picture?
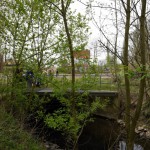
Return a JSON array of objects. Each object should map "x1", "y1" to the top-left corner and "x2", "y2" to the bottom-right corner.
[
  {"x1": 46, "y1": 66, "x2": 56, "y2": 75},
  {"x1": 73, "y1": 49, "x2": 90, "y2": 73},
  {"x1": 5, "y1": 58, "x2": 15, "y2": 66},
  {"x1": 73, "y1": 49, "x2": 90, "y2": 59}
]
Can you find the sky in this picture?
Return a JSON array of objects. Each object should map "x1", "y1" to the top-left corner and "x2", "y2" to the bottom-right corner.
[
  {"x1": 72, "y1": 0, "x2": 150, "y2": 64},
  {"x1": 72, "y1": 0, "x2": 121, "y2": 63}
]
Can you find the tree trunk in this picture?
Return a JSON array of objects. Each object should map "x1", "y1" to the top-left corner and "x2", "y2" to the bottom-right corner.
[
  {"x1": 122, "y1": 0, "x2": 147, "y2": 149},
  {"x1": 128, "y1": 0, "x2": 147, "y2": 149},
  {"x1": 122, "y1": 0, "x2": 132, "y2": 148},
  {"x1": 61, "y1": 0, "x2": 77, "y2": 149},
  {"x1": 61, "y1": 0, "x2": 76, "y2": 111}
]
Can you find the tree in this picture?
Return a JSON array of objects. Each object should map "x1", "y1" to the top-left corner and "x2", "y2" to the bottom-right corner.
[
  {"x1": 1, "y1": 0, "x2": 34, "y2": 75},
  {"x1": 84, "y1": 0, "x2": 148, "y2": 149},
  {"x1": 42, "y1": 1, "x2": 101, "y2": 150},
  {"x1": 0, "y1": 1, "x2": 106, "y2": 149},
  {"x1": 27, "y1": 0, "x2": 60, "y2": 72},
  {"x1": 0, "y1": 0, "x2": 60, "y2": 78},
  {"x1": 125, "y1": 0, "x2": 147, "y2": 149},
  {"x1": 0, "y1": 0, "x2": 62, "y2": 121}
]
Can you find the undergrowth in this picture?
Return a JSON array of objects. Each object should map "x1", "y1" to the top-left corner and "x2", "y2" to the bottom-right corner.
[{"x1": 0, "y1": 104, "x2": 46, "y2": 150}]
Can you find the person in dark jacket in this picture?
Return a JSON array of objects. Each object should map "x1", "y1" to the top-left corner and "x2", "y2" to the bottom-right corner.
[
  {"x1": 26, "y1": 70, "x2": 34, "y2": 88},
  {"x1": 56, "y1": 70, "x2": 59, "y2": 77}
]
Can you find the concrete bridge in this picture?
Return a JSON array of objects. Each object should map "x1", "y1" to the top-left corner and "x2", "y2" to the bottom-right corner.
[
  {"x1": 33, "y1": 88, "x2": 118, "y2": 97},
  {"x1": 28, "y1": 88, "x2": 119, "y2": 119}
]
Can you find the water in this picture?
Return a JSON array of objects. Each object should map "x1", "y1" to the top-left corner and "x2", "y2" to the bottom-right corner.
[
  {"x1": 119, "y1": 141, "x2": 143, "y2": 150},
  {"x1": 28, "y1": 113, "x2": 150, "y2": 150},
  {"x1": 78, "y1": 116, "x2": 120, "y2": 150},
  {"x1": 78, "y1": 116, "x2": 149, "y2": 150}
]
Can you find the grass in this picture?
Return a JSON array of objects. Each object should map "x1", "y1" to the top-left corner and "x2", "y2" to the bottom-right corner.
[
  {"x1": 0, "y1": 104, "x2": 46, "y2": 150},
  {"x1": 46, "y1": 74, "x2": 117, "y2": 91}
]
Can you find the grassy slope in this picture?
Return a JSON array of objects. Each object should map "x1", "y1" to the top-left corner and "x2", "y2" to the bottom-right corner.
[{"x1": 0, "y1": 105, "x2": 46, "y2": 150}]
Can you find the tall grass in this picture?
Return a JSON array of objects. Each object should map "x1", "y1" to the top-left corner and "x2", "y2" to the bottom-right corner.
[{"x1": 0, "y1": 104, "x2": 46, "y2": 150}]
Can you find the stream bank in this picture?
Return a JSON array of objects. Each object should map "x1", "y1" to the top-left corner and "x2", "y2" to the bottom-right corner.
[{"x1": 27, "y1": 114, "x2": 150, "y2": 150}]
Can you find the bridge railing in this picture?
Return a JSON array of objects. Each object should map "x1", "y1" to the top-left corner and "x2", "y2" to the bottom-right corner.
[{"x1": 45, "y1": 73, "x2": 117, "y2": 91}]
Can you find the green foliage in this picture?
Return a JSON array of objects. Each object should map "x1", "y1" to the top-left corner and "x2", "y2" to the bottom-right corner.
[
  {"x1": 88, "y1": 64, "x2": 99, "y2": 74},
  {"x1": 45, "y1": 108, "x2": 80, "y2": 135},
  {"x1": 1, "y1": 0, "x2": 60, "y2": 73},
  {"x1": 0, "y1": 0, "x2": 107, "y2": 149},
  {"x1": 0, "y1": 68, "x2": 48, "y2": 150},
  {"x1": 125, "y1": 66, "x2": 147, "y2": 81},
  {"x1": 43, "y1": 77, "x2": 107, "y2": 147},
  {"x1": 75, "y1": 74, "x2": 116, "y2": 91},
  {"x1": 0, "y1": 105, "x2": 46, "y2": 150}
]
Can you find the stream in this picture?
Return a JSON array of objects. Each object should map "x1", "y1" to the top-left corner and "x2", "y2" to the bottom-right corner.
[
  {"x1": 26, "y1": 95, "x2": 150, "y2": 150},
  {"x1": 78, "y1": 116, "x2": 150, "y2": 150},
  {"x1": 28, "y1": 114, "x2": 150, "y2": 150}
]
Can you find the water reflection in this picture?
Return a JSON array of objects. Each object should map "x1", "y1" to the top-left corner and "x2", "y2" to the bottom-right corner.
[{"x1": 119, "y1": 141, "x2": 143, "y2": 150}]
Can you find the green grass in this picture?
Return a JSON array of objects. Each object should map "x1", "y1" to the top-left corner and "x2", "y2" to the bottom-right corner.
[
  {"x1": 0, "y1": 105, "x2": 46, "y2": 150},
  {"x1": 46, "y1": 75, "x2": 117, "y2": 91}
]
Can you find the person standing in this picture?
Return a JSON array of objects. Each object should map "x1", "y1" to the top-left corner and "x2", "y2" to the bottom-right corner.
[
  {"x1": 26, "y1": 70, "x2": 34, "y2": 88},
  {"x1": 56, "y1": 70, "x2": 58, "y2": 77}
]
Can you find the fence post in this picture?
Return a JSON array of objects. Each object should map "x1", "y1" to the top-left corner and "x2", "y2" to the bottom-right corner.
[{"x1": 99, "y1": 75, "x2": 101, "y2": 89}]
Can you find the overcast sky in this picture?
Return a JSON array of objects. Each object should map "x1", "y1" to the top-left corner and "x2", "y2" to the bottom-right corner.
[
  {"x1": 72, "y1": 0, "x2": 150, "y2": 63},
  {"x1": 72, "y1": 0, "x2": 119, "y2": 62}
]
